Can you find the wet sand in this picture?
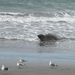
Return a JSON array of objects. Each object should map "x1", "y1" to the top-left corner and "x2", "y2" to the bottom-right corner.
[
  {"x1": 0, "y1": 69, "x2": 75, "y2": 75},
  {"x1": 0, "y1": 62, "x2": 75, "y2": 75},
  {"x1": 0, "y1": 65, "x2": 75, "y2": 75}
]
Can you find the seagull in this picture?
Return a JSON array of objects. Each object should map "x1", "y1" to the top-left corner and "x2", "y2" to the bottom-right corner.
[
  {"x1": 1, "y1": 65, "x2": 9, "y2": 71},
  {"x1": 19, "y1": 57, "x2": 27, "y2": 63},
  {"x1": 17, "y1": 62, "x2": 25, "y2": 67},
  {"x1": 49, "y1": 61, "x2": 58, "y2": 68}
]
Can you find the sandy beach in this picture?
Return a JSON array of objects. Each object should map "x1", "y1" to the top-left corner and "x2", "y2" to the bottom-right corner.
[
  {"x1": 1, "y1": 69, "x2": 75, "y2": 75},
  {"x1": 0, "y1": 60, "x2": 75, "y2": 75},
  {"x1": 0, "y1": 62, "x2": 75, "y2": 75}
]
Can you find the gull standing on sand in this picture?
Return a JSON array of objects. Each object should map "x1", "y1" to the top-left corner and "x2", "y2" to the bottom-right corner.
[
  {"x1": 49, "y1": 61, "x2": 58, "y2": 67},
  {"x1": 17, "y1": 62, "x2": 25, "y2": 67},
  {"x1": 19, "y1": 57, "x2": 27, "y2": 63},
  {"x1": 1, "y1": 65, "x2": 9, "y2": 71}
]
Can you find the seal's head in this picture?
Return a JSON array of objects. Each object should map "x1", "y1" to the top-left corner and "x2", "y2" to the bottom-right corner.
[{"x1": 37, "y1": 34, "x2": 45, "y2": 41}]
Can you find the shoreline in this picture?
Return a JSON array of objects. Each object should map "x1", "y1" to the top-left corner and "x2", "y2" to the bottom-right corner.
[
  {"x1": 0, "y1": 51, "x2": 75, "y2": 70},
  {"x1": 0, "y1": 40, "x2": 75, "y2": 75},
  {"x1": 0, "y1": 61, "x2": 75, "y2": 70}
]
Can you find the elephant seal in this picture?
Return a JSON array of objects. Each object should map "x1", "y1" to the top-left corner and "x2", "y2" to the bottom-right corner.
[{"x1": 37, "y1": 33, "x2": 61, "y2": 41}]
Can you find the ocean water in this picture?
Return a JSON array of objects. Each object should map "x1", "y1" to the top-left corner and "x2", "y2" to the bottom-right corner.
[
  {"x1": 0, "y1": 0, "x2": 75, "y2": 64},
  {"x1": 0, "y1": 0, "x2": 75, "y2": 40}
]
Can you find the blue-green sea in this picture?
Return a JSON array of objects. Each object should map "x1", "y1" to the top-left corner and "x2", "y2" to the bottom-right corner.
[{"x1": 0, "y1": 0, "x2": 75, "y2": 11}]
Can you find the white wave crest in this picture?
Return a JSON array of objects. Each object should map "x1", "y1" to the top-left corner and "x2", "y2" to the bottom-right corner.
[{"x1": 0, "y1": 11, "x2": 75, "y2": 23}]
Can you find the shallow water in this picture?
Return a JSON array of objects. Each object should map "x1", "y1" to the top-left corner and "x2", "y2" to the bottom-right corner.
[{"x1": 0, "y1": 39, "x2": 75, "y2": 65}]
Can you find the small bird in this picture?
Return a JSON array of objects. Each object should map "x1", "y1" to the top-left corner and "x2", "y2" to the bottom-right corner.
[
  {"x1": 17, "y1": 62, "x2": 25, "y2": 67},
  {"x1": 1, "y1": 65, "x2": 9, "y2": 71},
  {"x1": 19, "y1": 57, "x2": 27, "y2": 63},
  {"x1": 49, "y1": 61, "x2": 58, "y2": 68}
]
